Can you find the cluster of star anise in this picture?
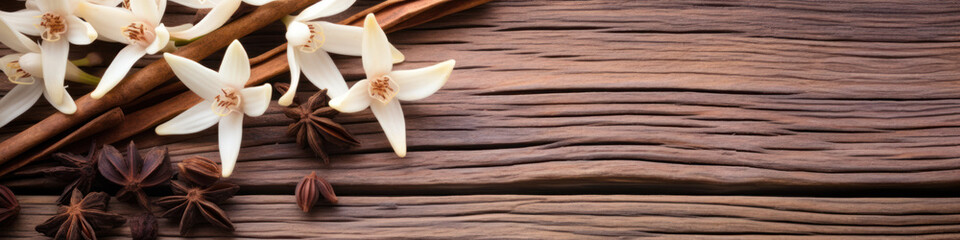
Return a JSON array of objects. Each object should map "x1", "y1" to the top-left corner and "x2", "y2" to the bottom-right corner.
[
  {"x1": 275, "y1": 83, "x2": 360, "y2": 163},
  {"x1": 157, "y1": 156, "x2": 239, "y2": 235},
  {"x1": 34, "y1": 141, "x2": 173, "y2": 240}
]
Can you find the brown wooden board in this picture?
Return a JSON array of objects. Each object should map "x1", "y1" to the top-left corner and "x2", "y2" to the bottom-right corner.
[
  {"x1": 2, "y1": 0, "x2": 960, "y2": 238},
  {"x1": 4, "y1": 195, "x2": 960, "y2": 239}
]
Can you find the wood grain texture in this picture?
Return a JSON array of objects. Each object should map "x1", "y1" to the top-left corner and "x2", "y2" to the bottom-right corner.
[
  {"x1": 2, "y1": 0, "x2": 960, "y2": 238},
  {"x1": 4, "y1": 1, "x2": 960, "y2": 194},
  {"x1": 3, "y1": 195, "x2": 960, "y2": 239}
]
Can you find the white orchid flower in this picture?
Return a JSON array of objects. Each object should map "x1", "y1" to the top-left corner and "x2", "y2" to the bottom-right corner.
[
  {"x1": 169, "y1": 0, "x2": 272, "y2": 9},
  {"x1": 165, "y1": 0, "x2": 273, "y2": 40},
  {"x1": 329, "y1": 14, "x2": 455, "y2": 158},
  {"x1": 0, "y1": 16, "x2": 98, "y2": 128},
  {"x1": 0, "y1": 0, "x2": 98, "y2": 106},
  {"x1": 279, "y1": 0, "x2": 404, "y2": 106},
  {"x1": 77, "y1": 0, "x2": 175, "y2": 99},
  {"x1": 155, "y1": 40, "x2": 271, "y2": 177}
]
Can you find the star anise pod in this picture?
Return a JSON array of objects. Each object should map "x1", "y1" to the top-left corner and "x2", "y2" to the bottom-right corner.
[
  {"x1": 0, "y1": 184, "x2": 19, "y2": 225},
  {"x1": 275, "y1": 84, "x2": 360, "y2": 163},
  {"x1": 98, "y1": 141, "x2": 173, "y2": 210},
  {"x1": 295, "y1": 171, "x2": 337, "y2": 212},
  {"x1": 35, "y1": 189, "x2": 126, "y2": 240},
  {"x1": 45, "y1": 143, "x2": 101, "y2": 204},
  {"x1": 128, "y1": 214, "x2": 158, "y2": 240},
  {"x1": 177, "y1": 156, "x2": 221, "y2": 188},
  {"x1": 157, "y1": 181, "x2": 239, "y2": 235}
]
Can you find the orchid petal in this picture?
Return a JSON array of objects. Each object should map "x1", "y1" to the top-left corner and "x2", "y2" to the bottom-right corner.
[
  {"x1": 361, "y1": 14, "x2": 392, "y2": 79},
  {"x1": 240, "y1": 84, "x2": 271, "y2": 116},
  {"x1": 313, "y1": 21, "x2": 360, "y2": 56},
  {"x1": 41, "y1": 84, "x2": 76, "y2": 114},
  {"x1": 0, "y1": 15, "x2": 41, "y2": 52},
  {"x1": 91, "y1": 45, "x2": 147, "y2": 99},
  {"x1": 293, "y1": 0, "x2": 355, "y2": 22},
  {"x1": 393, "y1": 60, "x2": 455, "y2": 101},
  {"x1": 86, "y1": 0, "x2": 124, "y2": 6},
  {"x1": 279, "y1": 44, "x2": 300, "y2": 106},
  {"x1": 218, "y1": 112, "x2": 243, "y2": 177},
  {"x1": 0, "y1": 10, "x2": 43, "y2": 36},
  {"x1": 370, "y1": 98, "x2": 406, "y2": 157},
  {"x1": 329, "y1": 79, "x2": 371, "y2": 113},
  {"x1": 0, "y1": 84, "x2": 43, "y2": 128},
  {"x1": 169, "y1": 0, "x2": 240, "y2": 40},
  {"x1": 166, "y1": 23, "x2": 194, "y2": 32},
  {"x1": 157, "y1": 0, "x2": 168, "y2": 17},
  {"x1": 129, "y1": 0, "x2": 161, "y2": 25},
  {"x1": 16, "y1": 53, "x2": 41, "y2": 77},
  {"x1": 298, "y1": 49, "x2": 347, "y2": 98},
  {"x1": 145, "y1": 24, "x2": 170, "y2": 54},
  {"x1": 76, "y1": 1, "x2": 137, "y2": 43},
  {"x1": 65, "y1": 16, "x2": 97, "y2": 45},
  {"x1": 163, "y1": 53, "x2": 224, "y2": 100},
  {"x1": 169, "y1": 0, "x2": 217, "y2": 8},
  {"x1": 218, "y1": 40, "x2": 249, "y2": 89},
  {"x1": 155, "y1": 100, "x2": 221, "y2": 135},
  {"x1": 37, "y1": 0, "x2": 69, "y2": 15},
  {"x1": 241, "y1": 0, "x2": 273, "y2": 6},
  {"x1": 41, "y1": 39, "x2": 68, "y2": 105},
  {"x1": 284, "y1": 21, "x2": 310, "y2": 47},
  {"x1": 317, "y1": 21, "x2": 404, "y2": 63}
]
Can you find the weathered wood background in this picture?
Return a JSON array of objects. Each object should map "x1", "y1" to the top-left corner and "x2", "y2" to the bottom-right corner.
[{"x1": 4, "y1": 0, "x2": 960, "y2": 238}]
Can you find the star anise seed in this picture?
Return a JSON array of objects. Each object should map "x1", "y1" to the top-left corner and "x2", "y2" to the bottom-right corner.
[
  {"x1": 0, "y1": 185, "x2": 19, "y2": 225},
  {"x1": 129, "y1": 213, "x2": 158, "y2": 240},
  {"x1": 98, "y1": 141, "x2": 173, "y2": 210},
  {"x1": 35, "y1": 189, "x2": 126, "y2": 240},
  {"x1": 295, "y1": 171, "x2": 337, "y2": 212},
  {"x1": 275, "y1": 84, "x2": 360, "y2": 163},
  {"x1": 45, "y1": 143, "x2": 101, "y2": 205},
  {"x1": 177, "y1": 156, "x2": 221, "y2": 188},
  {"x1": 156, "y1": 181, "x2": 239, "y2": 235}
]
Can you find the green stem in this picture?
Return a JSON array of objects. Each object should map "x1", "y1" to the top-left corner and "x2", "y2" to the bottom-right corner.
[{"x1": 68, "y1": 70, "x2": 100, "y2": 86}]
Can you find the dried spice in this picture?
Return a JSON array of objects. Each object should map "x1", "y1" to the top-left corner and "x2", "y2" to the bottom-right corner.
[
  {"x1": 98, "y1": 141, "x2": 173, "y2": 210},
  {"x1": 35, "y1": 189, "x2": 126, "y2": 240},
  {"x1": 276, "y1": 84, "x2": 360, "y2": 163},
  {"x1": 177, "y1": 157, "x2": 221, "y2": 188},
  {"x1": 45, "y1": 143, "x2": 100, "y2": 204},
  {"x1": 295, "y1": 171, "x2": 337, "y2": 212},
  {"x1": 0, "y1": 185, "x2": 19, "y2": 224},
  {"x1": 128, "y1": 214, "x2": 158, "y2": 240},
  {"x1": 157, "y1": 181, "x2": 239, "y2": 235}
]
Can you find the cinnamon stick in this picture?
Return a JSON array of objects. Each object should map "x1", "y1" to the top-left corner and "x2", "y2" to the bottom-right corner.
[
  {"x1": 0, "y1": 108, "x2": 124, "y2": 177},
  {"x1": 94, "y1": 0, "x2": 494, "y2": 146},
  {"x1": 0, "y1": 0, "x2": 322, "y2": 167}
]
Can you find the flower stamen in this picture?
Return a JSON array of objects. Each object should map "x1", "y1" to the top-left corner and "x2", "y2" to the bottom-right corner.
[
  {"x1": 211, "y1": 88, "x2": 242, "y2": 116},
  {"x1": 121, "y1": 22, "x2": 154, "y2": 46},
  {"x1": 40, "y1": 13, "x2": 66, "y2": 42},
  {"x1": 122, "y1": 0, "x2": 131, "y2": 9},
  {"x1": 368, "y1": 75, "x2": 398, "y2": 103},
  {"x1": 5, "y1": 61, "x2": 35, "y2": 85},
  {"x1": 298, "y1": 23, "x2": 326, "y2": 53}
]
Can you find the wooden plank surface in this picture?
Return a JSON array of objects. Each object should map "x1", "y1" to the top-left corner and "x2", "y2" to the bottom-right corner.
[
  {"x1": 3, "y1": 0, "x2": 960, "y2": 238},
  {"x1": 4, "y1": 195, "x2": 960, "y2": 239},
  {"x1": 8, "y1": 0, "x2": 960, "y2": 193}
]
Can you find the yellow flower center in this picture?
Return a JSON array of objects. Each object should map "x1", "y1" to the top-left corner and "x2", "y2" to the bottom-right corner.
[
  {"x1": 368, "y1": 75, "x2": 398, "y2": 103},
  {"x1": 212, "y1": 88, "x2": 242, "y2": 116},
  {"x1": 298, "y1": 23, "x2": 326, "y2": 53},
  {"x1": 40, "y1": 13, "x2": 66, "y2": 42},
  {"x1": 5, "y1": 61, "x2": 34, "y2": 85}
]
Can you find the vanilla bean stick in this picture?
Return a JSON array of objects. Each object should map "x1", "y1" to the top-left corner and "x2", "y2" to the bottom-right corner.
[
  {"x1": 0, "y1": 0, "x2": 321, "y2": 168},
  {"x1": 0, "y1": 108, "x2": 124, "y2": 177}
]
